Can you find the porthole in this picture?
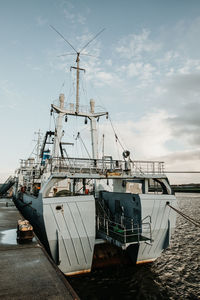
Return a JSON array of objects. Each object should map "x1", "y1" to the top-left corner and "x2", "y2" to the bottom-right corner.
[{"x1": 56, "y1": 205, "x2": 62, "y2": 210}]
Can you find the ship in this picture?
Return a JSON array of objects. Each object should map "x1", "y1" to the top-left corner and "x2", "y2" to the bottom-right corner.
[{"x1": 13, "y1": 31, "x2": 177, "y2": 276}]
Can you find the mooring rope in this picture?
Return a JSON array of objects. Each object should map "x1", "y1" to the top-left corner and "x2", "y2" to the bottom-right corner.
[{"x1": 166, "y1": 202, "x2": 200, "y2": 227}]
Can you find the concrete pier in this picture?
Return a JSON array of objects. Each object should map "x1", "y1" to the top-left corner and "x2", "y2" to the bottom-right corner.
[{"x1": 0, "y1": 198, "x2": 79, "y2": 300}]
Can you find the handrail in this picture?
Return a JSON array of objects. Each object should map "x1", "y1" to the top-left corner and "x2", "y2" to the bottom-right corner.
[
  {"x1": 19, "y1": 156, "x2": 165, "y2": 174},
  {"x1": 50, "y1": 157, "x2": 165, "y2": 175},
  {"x1": 96, "y1": 214, "x2": 152, "y2": 244}
]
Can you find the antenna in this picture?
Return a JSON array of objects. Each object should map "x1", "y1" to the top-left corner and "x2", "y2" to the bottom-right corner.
[
  {"x1": 50, "y1": 25, "x2": 105, "y2": 113},
  {"x1": 57, "y1": 53, "x2": 76, "y2": 57},
  {"x1": 50, "y1": 25, "x2": 77, "y2": 53},
  {"x1": 80, "y1": 28, "x2": 105, "y2": 53},
  {"x1": 50, "y1": 25, "x2": 105, "y2": 55},
  {"x1": 58, "y1": 53, "x2": 98, "y2": 58}
]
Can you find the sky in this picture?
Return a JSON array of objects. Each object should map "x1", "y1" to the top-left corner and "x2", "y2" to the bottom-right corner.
[{"x1": 0, "y1": 0, "x2": 200, "y2": 184}]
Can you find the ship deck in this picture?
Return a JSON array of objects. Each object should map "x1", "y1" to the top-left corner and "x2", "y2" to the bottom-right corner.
[{"x1": 0, "y1": 198, "x2": 79, "y2": 300}]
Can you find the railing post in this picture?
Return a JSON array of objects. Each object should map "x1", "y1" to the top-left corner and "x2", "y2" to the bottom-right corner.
[
  {"x1": 149, "y1": 223, "x2": 152, "y2": 241},
  {"x1": 131, "y1": 219, "x2": 133, "y2": 233},
  {"x1": 124, "y1": 226, "x2": 126, "y2": 244},
  {"x1": 106, "y1": 220, "x2": 109, "y2": 235},
  {"x1": 137, "y1": 224, "x2": 140, "y2": 243},
  {"x1": 97, "y1": 216, "x2": 99, "y2": 230}
]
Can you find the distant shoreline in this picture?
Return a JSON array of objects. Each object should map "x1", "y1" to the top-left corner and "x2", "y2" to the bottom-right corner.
[{"x1": 171, "y1": 184, "x2": 200, "y2": 193}]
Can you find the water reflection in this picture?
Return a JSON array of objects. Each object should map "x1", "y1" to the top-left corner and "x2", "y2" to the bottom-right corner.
[{"x1": 0, "y1": 229, "x2": 18, "y2": 245}]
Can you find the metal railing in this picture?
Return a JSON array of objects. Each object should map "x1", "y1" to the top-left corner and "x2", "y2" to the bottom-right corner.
[
  {"x1": 53, "y1": 100, "x2": 104, "y2": 115},
  {"x1": 18, "y1": 157, "x2": 165, "y2": 178},
  {"x1": 96, "y1": 215, "x2": 152, "y2": 245},
  {"x1": 50, "y1": 157, "x2": 165, "y2": 175}
]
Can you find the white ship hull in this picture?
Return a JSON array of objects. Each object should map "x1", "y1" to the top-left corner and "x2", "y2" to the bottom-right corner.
[{"x1": 14, "y1": 186, "x2": 176, "y2": 275}]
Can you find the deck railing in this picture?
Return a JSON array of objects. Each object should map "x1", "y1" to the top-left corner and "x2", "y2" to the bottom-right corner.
[
  {"x1": 96, "y1": 215, "x2": 152, "y2": 245},
  {"x1": 50, "y1": 157, "x2": 165, "y2": 175},
  {"x1": 19, "y1": 157, "x2": 165, "y2": 176}
]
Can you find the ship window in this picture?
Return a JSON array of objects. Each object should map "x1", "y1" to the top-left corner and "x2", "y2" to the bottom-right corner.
[
  {"x1": 126, "y1": 182, "x2": 142, "y2": 194},
  {"x1": 148, "y1": 179, "x2": 163, "y2": 194},
  {"x1": 56, "y1": 205, "x2": 62, "y2": 210}
]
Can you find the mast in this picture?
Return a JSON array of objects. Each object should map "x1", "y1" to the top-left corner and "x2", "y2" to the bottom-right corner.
[
  {"x1": 90, "y1": 99, "x2": 98, "y2": 159},
  {"x1": 53, "y1": 94, "x2": 65, "y2": 158},
  {"x1": 50, "y1": 27, "x2": 107, "y2": 159},
  {"x1": 76, "y1": 53, "x2": 80, "y2": 113},
  {"x1": 70, "y1": 53, "x2": 85, "y2": 114},
  {"x1": 34, "y1": 129, "x2": 42, "y2": 164}
]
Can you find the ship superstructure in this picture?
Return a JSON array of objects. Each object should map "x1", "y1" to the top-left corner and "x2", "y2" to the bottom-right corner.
[{"x1": 13, "y1": 32, "x2": 177, "y2": 275}]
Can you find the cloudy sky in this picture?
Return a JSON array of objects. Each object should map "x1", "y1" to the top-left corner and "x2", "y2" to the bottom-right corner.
[{"x1": 0, "y1": 0, "x2": 200, "y2": 183}]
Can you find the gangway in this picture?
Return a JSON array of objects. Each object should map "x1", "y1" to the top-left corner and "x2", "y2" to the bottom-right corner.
[{"x1": 0, "y1": 176, "x2": 15, "y2": 197}]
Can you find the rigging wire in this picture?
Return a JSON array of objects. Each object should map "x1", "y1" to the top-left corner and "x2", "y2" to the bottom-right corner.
[
  {"x1": 116, "y1": 138, "x2": 121, "y2": 160},
  {"x1": 108, "y1": 116, "x2": 125, "y2": 152},
  {"x1": 167, "y1": 202, "x2": 200, "y2": 228},
  {"x1": 83, "y1": 72, "x2": 128, "y2": 156},
  {"x1": 76, "y1": 132, "x2": 91, "y2": 159},
  {"x1": 82, "y1": 75, "x2": 88, "y2": 105},
  {"x1": 66, "y1": 71, "x2": 72, "y2": 103},
  {"x1": 59, "y1": 81, "x2": 65, "y2": 93},
  {"x1": 98, "y1": 134, "x2": 103, "y2": 158},
  {"x1": 80, "y1": 28, "x2": 106, "y2": 53},
  {"x1": 74, "y1": 134, "x2": 78, "y2": 158},
  {"x1": 50, "y1": 25, "x2": 77, "y2": 53},
  {"x1": 28, "y1": 143, "x2": 37, "y2": 159}
]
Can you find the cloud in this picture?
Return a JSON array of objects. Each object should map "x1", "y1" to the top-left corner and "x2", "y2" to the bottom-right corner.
[
  {"x1": 124, "y1": 62, "x2": 156, "y2": 84},
  {"x1": 116, "y1": 29, "x2": 161, "y2": 60},
  {"x1": 0, "y1": 80, "x2": 22, "y2": 109},
  {"x1": 153, "y1": 73, "x2": 200, "y2": 147},
  {"x1": 98, "y1": 110, "x2": 172, "y2": 160},
  {"x1": 168, "y1": 103, "x2": 200, "y2": 146},
  {"x1": 95, "y1": 71, "x2": 114, "y2": 85},
  {"x1": 159, "y1": 149, "x2": 200, "y2": 184},
  {"x1": 36, "y1": 16, "x2": 48, "y2": 27},
  {"x1": 161, "y1": 149, "x2": 200, "y2": 164},
  {"x1": 63, "y1": 7, "x2": 88, "y2": 25},
  {"x1": 105, "y1": 59, "x2": 112, "y2": 66}
]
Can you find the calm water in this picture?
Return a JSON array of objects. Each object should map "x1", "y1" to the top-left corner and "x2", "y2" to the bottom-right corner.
[{"x1": 69, "y1": 194, "x2": 200, "y2": 300}]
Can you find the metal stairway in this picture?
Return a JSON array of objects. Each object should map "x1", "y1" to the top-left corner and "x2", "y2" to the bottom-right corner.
[
  {"x1": 0, "y1": 176, "x2": 15, "y2": 197},
  {"x1": 96, "y1": 198, "x2": 152, "y2": 250}
]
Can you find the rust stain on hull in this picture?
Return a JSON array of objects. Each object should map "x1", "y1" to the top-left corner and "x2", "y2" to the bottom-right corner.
[
  {"x1": 65, "y1": 269, "x2": 91, "y2": 276},
  {"x1": 136, "y1": 258, "x2": 156, "y2": 265}
]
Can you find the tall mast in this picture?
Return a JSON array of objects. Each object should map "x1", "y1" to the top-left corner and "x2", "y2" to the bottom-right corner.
[
  {"x1": 71, "y1": 53, "x2": 85, "y2": 114},
  {"x1": 76, "y1": 53, "x2": 80, "y2": 113},
  {"x1": 50, "y1": 27, "x2": 107, "y2": 159},
  {"x1": 90, "y1": 99, "x2": 98, "y2": 159}
]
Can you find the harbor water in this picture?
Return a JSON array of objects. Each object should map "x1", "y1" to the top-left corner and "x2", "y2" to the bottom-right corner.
[{"x1": 69, "y1": 193, "x2": 200, "y2": 299}]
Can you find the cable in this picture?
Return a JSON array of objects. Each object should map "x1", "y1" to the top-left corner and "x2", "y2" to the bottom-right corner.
[
  {"x1": 108, "y1": 116, "x2": 125, "y2": 152},
  {"x1": 167, "y1": 203, "x2": 200, "y2": 227},
  {"x1": 76, "y1": 132, "x2": 91, "y2": 159}
]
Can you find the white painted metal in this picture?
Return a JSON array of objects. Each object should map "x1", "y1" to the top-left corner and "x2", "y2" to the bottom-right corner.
[{"x1": 53, "y1": 94, "x2": 65, "y2": 158}]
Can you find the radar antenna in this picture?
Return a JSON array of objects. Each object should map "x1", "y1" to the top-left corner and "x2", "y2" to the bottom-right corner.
[{"x1": 50, "y1": 25, "x2": 105, "y2": 113}]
